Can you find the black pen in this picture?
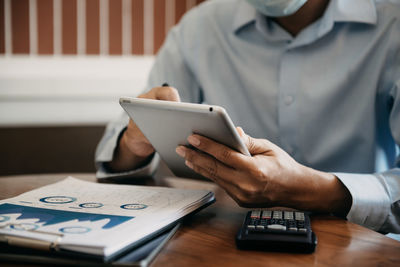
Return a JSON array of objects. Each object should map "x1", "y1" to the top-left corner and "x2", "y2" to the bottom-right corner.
[{"x1": 162, "y1": 82, "x2": 169, "y2": 87}]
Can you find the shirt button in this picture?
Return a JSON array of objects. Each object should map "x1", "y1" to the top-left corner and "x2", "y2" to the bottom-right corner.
[{"x1": 284, "y1": 95, "x2": 294, "y2": 105}]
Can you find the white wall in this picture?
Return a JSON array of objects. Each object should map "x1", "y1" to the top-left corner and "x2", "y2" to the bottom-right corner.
[{"x1": 0, "y1": 56, "x2": 155, "y2": 126}]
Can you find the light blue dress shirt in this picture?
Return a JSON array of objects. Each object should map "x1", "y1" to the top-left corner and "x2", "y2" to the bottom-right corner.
[{"x1": 96, "y1": 0, "x2": 400, "y2": 233}]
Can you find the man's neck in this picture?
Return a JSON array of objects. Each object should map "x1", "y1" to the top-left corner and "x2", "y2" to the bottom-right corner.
[{"x1": 273, "y1": 0, "x2": 330, "y2": 37}]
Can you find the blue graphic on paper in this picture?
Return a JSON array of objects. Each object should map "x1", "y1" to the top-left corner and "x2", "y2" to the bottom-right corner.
[
  {"x1": 59, "y1": 226, "x2": 91, "y2": 234},
  {"x1": 0, "y1": 203, "x2": 134, "y2": 230},
  {"x1": 120, "y1": 204, "x2": 147, "y2": 210},
  {"x1": 0, "y1": 215, "x2": 10, "y2": 222},
  {"x1": 40, "y1": 196, "x2": 77, "y2": 204},
  {"x1": 79, "y1": 203, "x2": 103, "y2": 208},
  {"x1": 10, "y1": 223, "x2": 39, "y2": 231}
]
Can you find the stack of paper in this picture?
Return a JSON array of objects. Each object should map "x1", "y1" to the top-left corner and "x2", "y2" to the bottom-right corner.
[{"x1": 0, "y1": 177, "x2": 215, "y2": 258}]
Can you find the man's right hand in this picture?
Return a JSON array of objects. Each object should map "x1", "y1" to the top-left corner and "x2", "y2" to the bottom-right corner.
[{"x1": 106, "y1": 86, "x2": 181, "y2": 172}]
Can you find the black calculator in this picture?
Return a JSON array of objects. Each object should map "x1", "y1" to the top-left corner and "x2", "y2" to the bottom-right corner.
[{"x1": 236, "y1": 210, "x2": 317, "y2": 253}]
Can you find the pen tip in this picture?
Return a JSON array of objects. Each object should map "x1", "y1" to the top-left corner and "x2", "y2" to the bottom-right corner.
[{"x1": 162, "y1": 83, "x2": 169, "y2": 87}]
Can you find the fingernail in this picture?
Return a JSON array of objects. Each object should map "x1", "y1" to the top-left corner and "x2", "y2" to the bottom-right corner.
[
  {"x1": 188, "y1": 135, "x2": 200, "y2": 146},
  {"x1": 176, "y1": 146, "x2": 186, "y2": 157},
  {"x1": 185, "y1": 160, "x2": 193, "y2": 169},
  {"x1": 237, "y1": 126, "x2": 244, "y2": 137}
]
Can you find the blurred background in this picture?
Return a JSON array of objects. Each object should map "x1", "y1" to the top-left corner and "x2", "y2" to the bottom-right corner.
[{"x1": 0, "y1": 0, "x2": 207, "y2": 175}]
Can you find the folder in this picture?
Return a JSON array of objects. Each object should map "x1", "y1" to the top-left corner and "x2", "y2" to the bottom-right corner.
[
  {"x1": 0, "y1": 223, "x2": 180, "y2": 266},
  {"x1": 0, "y1": 177, "x2": 215, "y2": 260}
]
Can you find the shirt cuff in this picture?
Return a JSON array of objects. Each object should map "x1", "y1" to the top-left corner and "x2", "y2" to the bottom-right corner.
[
  {"x1": 333, "y1": 172, "x2": 391, "y2": 231},
  {"x1": 96, "y1": 153, "x2": 160, "y2": 180}
]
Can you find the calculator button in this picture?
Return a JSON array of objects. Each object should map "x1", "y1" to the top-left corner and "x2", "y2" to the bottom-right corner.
[
  {"x1": 250, "y1": 210, "x2": 261, "y2": 219},
  {"x1": 295, "y1": 212, "x2": 305, "y2": 221},
  {"x1": 262, "y1": 210, "x2": 272, "y2": 219},
  {"x1": 256, "y1": 225, "x2": 265, "y2": 230},
  {"x1": 284, "y1": 211, "x2": 294, "y2": 220},
  {"x1": 288, "y1": 227, "x2": 298, "y2": 231},
  {"x1": 273, "y1": 211, "x2": 282, "y2": 219},
  {"x1": 298, "y1": 228, "x2": 307, "y2": 233},
  {"x1": 268, "y1": 224, "x2": 287, "y2": 231},
  {"x1": 277, "y1": 219, "x2": 285, "y2": 226},
  {"x1": 247, "y1": 225, "x2": 255, "y2": 230}
]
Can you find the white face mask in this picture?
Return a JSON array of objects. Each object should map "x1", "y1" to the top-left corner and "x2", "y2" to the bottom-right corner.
[{"x1": 246, "y1": 0, "x2": 308, "y2": 17}]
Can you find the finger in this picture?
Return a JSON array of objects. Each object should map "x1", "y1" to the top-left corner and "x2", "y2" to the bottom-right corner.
[
  {"x1": 184, "y1": 157, "x2": 255, "y2": 206},
  {"x1": 177, "y1": 146, "x2": 256, "y2": 194},
  {"x1": 236, "y1": 126, "x2": 247, "y2": 145},
  {"x1": 186, "y1": 134, "x2": 252, "y2": 170},
  {"x1": 236, "y1": 126, "x2": 245, "y2": 138},
  {"x1": 188, "y1": 161, "x2": 245, "y2": 201},
  {"x1": 155, "y1": 86, "x2": 181, "y2": 101},
  {"x1": 179, "y1": 146, "x2": 234, "y2": 179},
  {"x1": 139, "y1": 86, "x2": 181, "y2": 102},
  {"x1": 241, "y1": 131, "x2": 277, "y2": 156}
]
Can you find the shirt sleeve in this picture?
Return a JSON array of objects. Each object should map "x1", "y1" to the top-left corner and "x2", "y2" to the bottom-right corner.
[
  {"x1": 94, "y1": 9, "x2": 202, "y2": 180},
  {"x1": 334, "y1": 171, "x2": 400, "y2": 233},
  {"x1": 334, "y1": 78, "x2": 400, "y2": 234}
]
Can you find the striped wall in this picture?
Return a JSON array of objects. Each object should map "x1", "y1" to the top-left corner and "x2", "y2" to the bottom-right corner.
[{"x1": 0, "y1": 0, "x2": 206, "y2": 56}]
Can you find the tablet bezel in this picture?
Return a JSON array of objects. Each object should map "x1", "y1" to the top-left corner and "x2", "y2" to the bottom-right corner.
[{"x1": 120, "y1": 97, "x2": 250, "y2": 179}]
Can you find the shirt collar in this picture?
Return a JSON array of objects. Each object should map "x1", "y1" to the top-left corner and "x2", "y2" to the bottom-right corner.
[
  {"x1": 232, "y1": 0, "x2": 377, "y2": 35},
  {"x1": 332, "y1": 0, "x2": 377, "y2": 25},
  {"x1": 232, "y1": 1, "x2": 257, "y2": 33}
]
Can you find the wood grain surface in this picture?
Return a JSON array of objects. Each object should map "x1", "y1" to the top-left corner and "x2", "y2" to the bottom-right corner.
[
  {"x1": 0, "y1": 126, "x2": 105, "y2": 175},
  {"x1": 37, "y1": 0, "x2": 54, "y2": 54},
  {"x1": 132, "y1": 0, "x2": 144, "y2": 55},
  {"x1": 0, "y1": 0, "x2": 5, "y2": 53},
  {"x1": 0, "y1": 174, "x2": 399, "y2": 266},
  {"x1": 109, "y1": 0, "x2": 122, "y2": 55},
  {"x1": 154, "y1": 0, "x2": 166, "y2": 54},
  {"x1": 11, "y1": 0, "x2": 30, "y2": 54},
  {"x1": 1, "y1": 0, "x2": 204, "y2": 56},
  {"x1": 86, "y1": 0, "x2": 100, "y2": 54},
  {"x1": 62, "y1": 0, "x2": 77, "y2": 54}
]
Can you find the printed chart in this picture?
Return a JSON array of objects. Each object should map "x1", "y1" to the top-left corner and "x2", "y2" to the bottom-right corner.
[{"x1": 0, "y1": 203, "x2": 133, "y2": 232}]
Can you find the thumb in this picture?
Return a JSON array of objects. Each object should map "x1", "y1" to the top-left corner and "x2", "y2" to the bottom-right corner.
[{"x1": 237, "y1": 127, "x2": 275, "y2": 155}]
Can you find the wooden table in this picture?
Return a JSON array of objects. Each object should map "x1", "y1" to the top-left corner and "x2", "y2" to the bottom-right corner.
[{"x1": 1, "y1": 174, "x2": 400, "y2": 266}]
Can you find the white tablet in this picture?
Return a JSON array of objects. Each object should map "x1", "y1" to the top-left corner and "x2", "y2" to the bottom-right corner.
[{"x1": 120, "y1": 97, "x2": 250, "y2": 179}]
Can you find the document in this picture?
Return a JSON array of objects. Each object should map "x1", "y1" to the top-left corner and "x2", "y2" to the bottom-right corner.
[{"x1": 0, "y1": 177, "x2": 215, "y2": 257}]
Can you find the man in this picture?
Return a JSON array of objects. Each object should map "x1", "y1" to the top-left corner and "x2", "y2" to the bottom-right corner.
[{"x1": 96, "y1": 0, "x2": 400, "y2": 234}]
